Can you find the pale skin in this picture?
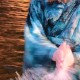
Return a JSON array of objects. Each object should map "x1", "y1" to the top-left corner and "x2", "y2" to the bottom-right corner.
[{"x1": 52, "y1": 42, "x2": 75, "y2": 70}]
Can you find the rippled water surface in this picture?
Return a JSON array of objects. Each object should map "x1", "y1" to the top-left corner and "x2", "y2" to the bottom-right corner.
[{"x1": 0, "y1": 0, "x2": 30, "y2": 80}]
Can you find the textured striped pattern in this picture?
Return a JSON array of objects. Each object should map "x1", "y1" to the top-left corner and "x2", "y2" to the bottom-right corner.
[{"x1": 0, "y1": 0, "x2": 30, "y2": 80}]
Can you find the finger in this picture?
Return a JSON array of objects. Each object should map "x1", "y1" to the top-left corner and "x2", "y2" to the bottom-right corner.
[
  {"x1": 66, "y1": 44, "x2": 72, "y2": 54},
  {"x1": 58, "y1": 42, "x2": 67, "y2": 57}
]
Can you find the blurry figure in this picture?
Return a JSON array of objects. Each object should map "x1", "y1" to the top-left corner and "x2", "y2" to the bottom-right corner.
[
  {"x1": 20, "y1": 42, "x2": 76, "y2": 80},
  {"x1": 22, "y1": 0, "x2": 80, "y2": 80}
]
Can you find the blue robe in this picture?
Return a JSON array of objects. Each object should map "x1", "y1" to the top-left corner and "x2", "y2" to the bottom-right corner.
[{"x1": 24, "y1": 0, "x2": 80, "y2": 70}]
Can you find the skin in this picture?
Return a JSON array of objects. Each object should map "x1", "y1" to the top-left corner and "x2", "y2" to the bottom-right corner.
[{"x1": 52, "y1": 41, "x2": 75, "y2": 70}]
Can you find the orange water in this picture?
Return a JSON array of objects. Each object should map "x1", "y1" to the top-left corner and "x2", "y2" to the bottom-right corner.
[{"x1": 0, "y1": 0, "x2": 30, "y2": 80}]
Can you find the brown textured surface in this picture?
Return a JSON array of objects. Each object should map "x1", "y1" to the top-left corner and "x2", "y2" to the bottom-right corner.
[{"x1": 0, "y1": 0, "x2": 30, "y2": 80}]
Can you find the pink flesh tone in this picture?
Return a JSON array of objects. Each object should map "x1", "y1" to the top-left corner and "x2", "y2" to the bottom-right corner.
[
  {"x1": 46, "y1": 41, "x2": 76, "y2": 80},
  {"x1": 52, "y1": 41, "x2": 75, "y2": 70}
]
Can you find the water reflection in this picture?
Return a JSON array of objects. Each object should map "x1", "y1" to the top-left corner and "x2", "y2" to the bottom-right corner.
[{"x1": 0, "y1": 0, "x2": 30, "y2": 80}]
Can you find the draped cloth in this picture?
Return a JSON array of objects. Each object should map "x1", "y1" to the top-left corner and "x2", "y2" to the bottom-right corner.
[{"x1": 22, "y1": 0, "x2": 80, "y2": 80}]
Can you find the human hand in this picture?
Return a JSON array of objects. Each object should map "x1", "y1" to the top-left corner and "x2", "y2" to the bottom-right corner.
[{"x1": 52, "y1": 41, "x2": 74, "y2": 70}]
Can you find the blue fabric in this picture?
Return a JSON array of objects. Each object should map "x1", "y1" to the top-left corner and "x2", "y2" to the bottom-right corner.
[{"x1": 24, "y1": 0, "x2": 80, "y2": 70}]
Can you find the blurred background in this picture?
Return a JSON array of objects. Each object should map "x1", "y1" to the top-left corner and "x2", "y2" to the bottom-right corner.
[{"x1": 0, "y1": 0, "x2": 30, "y2": 80}]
